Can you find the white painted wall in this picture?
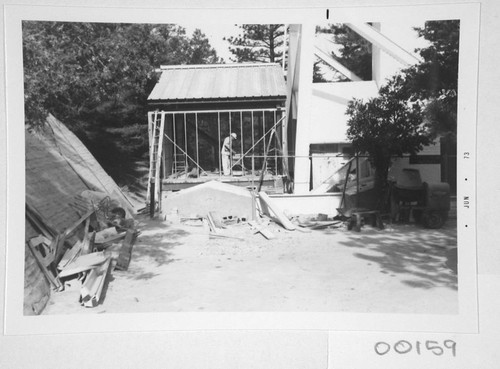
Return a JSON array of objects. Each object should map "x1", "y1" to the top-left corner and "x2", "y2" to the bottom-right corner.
[
  {"x1": 389, "y1": 140, "x2": 442, "y2": 184},
  {"x1": 293, "y1": 22, "x2": 439, "y2": 193},
  {"x1": 310, "y1": 81, "x2": 379, "y2": 143}
]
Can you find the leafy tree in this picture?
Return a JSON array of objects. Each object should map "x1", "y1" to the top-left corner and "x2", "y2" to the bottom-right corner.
[
  {"x1": 346, "y1": 74, "x2": 432, "y2": 207},
  {"x1": 405, "y1": 19, "x2": 460, "y2": 139},
  {"x1": 225, "y1": 24, "x2": 285, "y2": 64},
  {"x1": 344, "y1": 20, "x2": 459, "y2": 203},
  {"x1": 314, "y1": 24, "x2": 372, "y2": 82},
  {"x1": 23, "y1": 21, "x2": 220, "y2": 184}
]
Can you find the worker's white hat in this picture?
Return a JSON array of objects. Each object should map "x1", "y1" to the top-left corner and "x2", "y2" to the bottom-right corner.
[{"x1": 231, "y1": 133, "x2": 237, "y2": 139}]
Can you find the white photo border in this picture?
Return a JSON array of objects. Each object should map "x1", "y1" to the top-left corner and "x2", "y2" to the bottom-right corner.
[{"x1": 4, "y1": 3, "x2": 479, "y2": 335}]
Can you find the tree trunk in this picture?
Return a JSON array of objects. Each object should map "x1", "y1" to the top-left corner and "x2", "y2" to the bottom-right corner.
[{"x1": 373, "y1": 158, "x2": 391, "y2": 211}]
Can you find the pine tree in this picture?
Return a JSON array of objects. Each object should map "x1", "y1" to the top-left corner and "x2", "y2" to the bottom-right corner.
[{"x1": 225, "y1": 24, "x2": 286, "y2": 65}]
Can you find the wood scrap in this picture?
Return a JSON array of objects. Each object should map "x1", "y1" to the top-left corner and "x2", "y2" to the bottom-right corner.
[
  {"x1": 115, "y1": 229, "x2": 137, "y2": 271},
  {"x1": 206, "y1": 213, "x2": 220, "y2": 234},
  {"x1": 309, "y1": 221, "x2": 342, "y2": 230},
  {"x1": 94, "y1": 227, "x2": 118, "y2": 243},
  {"x1": 248, "y1": 221, "x2": 276, "y2": 240},
  {"x1": 57, "y1": 239, "x2": 84, "y2": 270},
  {"x1": 209, "y1": 233, "x2": 244, "y2": 241},
  {"x1": 28, "y1": 235, "x2": 54, "y2": 265},
  {"x1": 180, "y1": 217, "x2": 204, "y2": 227},
  {"x1": 80, "y1": 257, "x2": 112, "y2": 308},
  {"x1": 251, "y1": 191, "x2": 257, "y2": 221},
  {"x1": 297, "y1": 220, "x2": 342, "y2": 230},
  {"x1": 94, "y1": 226, "x2": 127, "y2": 247},
  {"x1": 25, "y1": 203, "x2": 57, "y2": 239},
  {"x1": 209, "y1": 211, "x2": 227, "y2": 229},
  {"x1": 81, "y1": 217, "x2": 92, "y2": 255},
  {"x1": 27, "y1": 237, "x2": 63, "y2": 291},
  {"x1": 258, "y1": 192, "x2": 296, "y2": 231},
  {"x1": 295, "y1": 226, "x2": 312, "y2": 233},
  {"x1": 61, "y1": 208, "x2": 95, "y2": 240},
  {"x1": 256, "y1": 227, "x2": 275, "y2": 240},
  {"x1": 58, "y1": 251, "x2": 108, "y2": 278}
]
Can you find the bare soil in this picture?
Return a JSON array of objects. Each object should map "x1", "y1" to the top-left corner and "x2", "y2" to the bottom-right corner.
[{"x1": 43, "y1": 216, "x2": 458, "y2": 315}]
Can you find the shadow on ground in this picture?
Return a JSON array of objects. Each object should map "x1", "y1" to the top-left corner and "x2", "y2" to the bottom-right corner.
[
  {"x1": 121, "y1": 222, "x2": 191, "y2": 280},
  {"x1": 336, "y1": 221, "x2": 458, "y2": 290}
]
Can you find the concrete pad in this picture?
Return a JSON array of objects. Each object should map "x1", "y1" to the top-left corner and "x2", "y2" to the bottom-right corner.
[{"x1": 163, "y1": 180, "x2": 253, "y2": 220}]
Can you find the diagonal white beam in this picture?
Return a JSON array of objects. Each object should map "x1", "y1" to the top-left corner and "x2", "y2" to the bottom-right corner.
[
  {"x1": 346, "y1": 22, "x2": 422, "y2": 66},
  {"x1": 314, "y1": 36, "x2": 363, "y2": 81},
  {"x1": 314, "y1": 47, "x2": 363, "y2": 81}
]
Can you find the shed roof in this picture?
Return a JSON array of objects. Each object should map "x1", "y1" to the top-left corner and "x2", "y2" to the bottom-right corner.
[{"x1": 148, "y1": 63, "x2": 287, "y2": 103}]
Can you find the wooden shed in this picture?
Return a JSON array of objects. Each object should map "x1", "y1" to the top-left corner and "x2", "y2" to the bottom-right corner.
[{"x1": 146, "y1": 63, "x2": 289, "y2": 193}]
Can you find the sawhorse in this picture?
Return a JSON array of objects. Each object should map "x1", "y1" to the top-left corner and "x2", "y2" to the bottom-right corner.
[{"x1": 347, "y1": 210, "x2": 384, "y2": 232}]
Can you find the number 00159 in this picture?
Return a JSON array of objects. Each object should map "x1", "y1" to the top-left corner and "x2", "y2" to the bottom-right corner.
[{"x1": 374, "y1": 340, "x2": 456, "y2": 357}]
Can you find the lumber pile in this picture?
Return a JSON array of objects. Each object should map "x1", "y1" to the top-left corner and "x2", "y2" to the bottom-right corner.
[
  {"x1": 176, "y1": 185, "x2": 344, "y2": 245},
  {"x1": 30, "y1": 194, "x2": 140, "y2": 310},
  {"x1": 54, "y1": 226, "x2": 138, "y2": 308},
  {"x1": 55, "y1": 223, "x2": 139, "y2": 307}
]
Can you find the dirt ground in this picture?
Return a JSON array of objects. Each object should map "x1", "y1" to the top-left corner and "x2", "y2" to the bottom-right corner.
[{"x1": 43, "y1": 214, "x2": 458, "y2": 315}]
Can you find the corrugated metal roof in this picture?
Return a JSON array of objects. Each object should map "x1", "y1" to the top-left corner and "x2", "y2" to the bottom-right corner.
[{"x1": 148, "y1": 63, "x2": 287, "y2": 102}]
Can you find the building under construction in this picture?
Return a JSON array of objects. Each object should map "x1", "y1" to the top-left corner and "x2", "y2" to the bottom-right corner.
[
  {"x1": 146, "y1": 24, "x2": 456, "y2": 211},
  {"x1": 146, "y1": 63, "x2": 290, "y2": 199}
]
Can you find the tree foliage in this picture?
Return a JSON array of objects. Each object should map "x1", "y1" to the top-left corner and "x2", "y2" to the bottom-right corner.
[
  {"x1": 314, "y1": 24, "x2": 372, "y2": 82},
  {"x1": 405, "y1": 19, "x2": 460, "y2": 139},
  {"x1": 345, "y1": 20, "x2": 459, "y2": 203},
  {"x1": 225, "y1": 25, "x2": 285, "y2": 64},
  {"x1": 346, "y1": 75, "x2": 432, "y2": 201},
  {"x1": 23, "y1": 21, "x2": 220, "y2": 184}
]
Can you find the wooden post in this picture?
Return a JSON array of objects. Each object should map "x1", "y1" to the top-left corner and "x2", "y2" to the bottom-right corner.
[
  {"x1": 356, "y1": 154, "x2": 360, "y2": 208},
  {"x1": 150, "y1": 179, "x2": 155, "y2": 219},
  {"x1": 257, "y1": 129, "x2": 276, "y2": 192}
]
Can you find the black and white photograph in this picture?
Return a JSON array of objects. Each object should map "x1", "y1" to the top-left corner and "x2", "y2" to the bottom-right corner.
[
  {"x1": 20, "y1": 18, "x2": 462, "y2": 317},
  {"x1": 2, "y1": 0, "x2": 484, "y2": 351}
]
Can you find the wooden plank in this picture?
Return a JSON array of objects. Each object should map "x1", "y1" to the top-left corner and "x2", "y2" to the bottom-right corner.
[
  {"x1": 258, "y1": 192, "x2": 296, "y2": 231},
  {"x1": 257, "y1": 227, "x2": 275, "y2": 240},
  {"x1": 208, "y1": 211, "x2": 226, "y2": 229},
  {"x1": 209, "y1": 233, "x2": 244, "y2": 241},
  {"x1": 81, "y1": 217, "x2": 91, "y2": 254},
  {"x1": 115, "y1": 229, "x2": 136, "y2": 271},
  {"x1": 28, "y1": 235, "x2": 54, "y2": 266},
  {"x1": 80, "y1": 257, "x2": 112, "y2": 308},
  {"x1": 58, "y1": 251, "x2": 108, "y2": 278},
  {"x1": 94, "y1": 228, "x2": 127, "y2": 245},
  {"x1": 248, "y1": 221, "x2": 276, "y2": 240},
  {"x1": 61, "y1": 208, "x2": 95, "y2": 240},
  {"x1": 295, "y1": 226, "x2": 312, "y2": 233},
  {"x1": 206, "y1": 213, "x2": 220, "y2": 234},
  {"x1": 25, "y1": 203, "x2": 57, "y2": 239},
  {"x1": 57, "y1": 240, "x2": 84, "y2": 270},
  {"x1": 26, "y1": 240, "x2": 63, "y2": 291}
]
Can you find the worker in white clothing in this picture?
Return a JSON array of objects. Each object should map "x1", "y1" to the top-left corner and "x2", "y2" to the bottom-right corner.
[{"x1": 221, "y1": 132, "x2": 237, "y2": 176}]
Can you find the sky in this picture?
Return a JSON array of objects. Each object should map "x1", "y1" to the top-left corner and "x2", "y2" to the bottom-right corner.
[
  {"x1": 183, "y1": 23, "x2": 241, "y2": 62},
  {"x1": 182, "y1": 22, "x2": 430, "y2": 65}
]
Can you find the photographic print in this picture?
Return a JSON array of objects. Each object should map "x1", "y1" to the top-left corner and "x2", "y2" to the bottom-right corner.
[{"x1": 4, "y1": 3, "x2": 478, "y2": 334}]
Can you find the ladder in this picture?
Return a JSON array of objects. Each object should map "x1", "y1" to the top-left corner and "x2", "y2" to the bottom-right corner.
[
  {"x1": 172, "y1": 153, "x2": 188, "y2": 175},
  {"x1": 147, "y1": 111, "x2": 166, "y2": 213}
]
